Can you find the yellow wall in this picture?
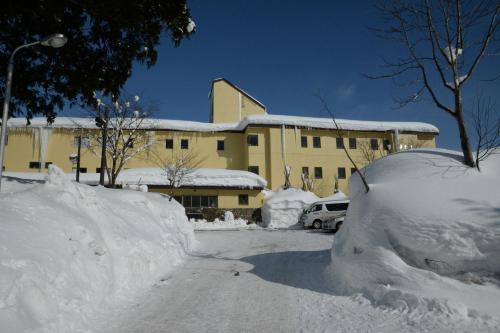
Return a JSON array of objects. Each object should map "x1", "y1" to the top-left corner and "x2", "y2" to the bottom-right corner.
[
  {"x1": 211, "y1": 80, "x2": 265, "y2": 123},
  {"x1": 4, "y1": 125, "x2": 436, "y2": 200}
]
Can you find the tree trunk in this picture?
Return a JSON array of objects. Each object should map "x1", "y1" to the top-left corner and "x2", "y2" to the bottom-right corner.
[
  {"x1": 454, "y1": 90, "x2": 475, "y2": 167},
  {"x1": 99, "y1": 125, "x2": 107, "y2": 185}
]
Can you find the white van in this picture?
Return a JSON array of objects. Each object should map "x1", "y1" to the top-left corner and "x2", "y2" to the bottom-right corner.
[{"x1": 300, "y1": 199, "x2": 350, "y2": 229}]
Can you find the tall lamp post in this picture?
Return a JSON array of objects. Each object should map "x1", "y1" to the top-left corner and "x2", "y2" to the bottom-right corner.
[{"x1": 0, "y1": 34, "x2": 67, "y2": 191}]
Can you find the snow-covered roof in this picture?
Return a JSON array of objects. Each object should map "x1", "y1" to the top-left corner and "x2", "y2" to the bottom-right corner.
[
  {"x1": 4, "y1": 167, "x2": 267, "y2": 189},
  {"x1": 6, "y1": 114, "x2": 439, "y2": 134}
]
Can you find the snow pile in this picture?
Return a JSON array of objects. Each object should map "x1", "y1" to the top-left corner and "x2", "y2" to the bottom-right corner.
[
  {"x1": 8, "y1": 114, "x2": 439, "y2": 134},
  {"x1": 189, "y1": 211, "x2": 257, "y2": 230},
  {"x1": 0, "y1": 165, "x2": 195, "y2": 332},
  {"x1": 328, "y1": 149, "x2": 500, "y2": 319},
  {"x1": 5, "y1": 167, "x2": 268, "y2": 189},
  {"x1": 321, "y1": 190, "x2": 348, "y2": 201},
  {"x1": 261, "y1": 188, "x2": 319, "y2": 228}
]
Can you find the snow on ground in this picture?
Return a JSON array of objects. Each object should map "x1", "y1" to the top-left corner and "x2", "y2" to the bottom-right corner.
[
  {"x1": 261, "y1": 187, "x2": 319, "y2": 228},
  {"x1": 97, "y1": 230, "x2": 499, "y2": 333},
  {"x1": 189, "y1": 211, "x2": 260, "y2": 231},
  {"x1": 328, "y1": 149, "x2": 500, "y2": 320},
  {"x1": 0, "y1": 165, "x2": 195, "y2": 332}
]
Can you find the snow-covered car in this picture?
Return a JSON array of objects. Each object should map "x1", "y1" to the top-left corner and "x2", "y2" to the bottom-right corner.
[{"x1": 300, "y1": 199, "x2": 350, "y2": 229}]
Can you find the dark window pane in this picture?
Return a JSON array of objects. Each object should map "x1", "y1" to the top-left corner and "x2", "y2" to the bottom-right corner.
[
  {"x1": 336, "y1": 137, "x2": 344, "y2": 149},
  {"x1": 201, "y1": 196, "x2": 209, "y2": 207},
  {"x1": 239, "y1": 194, "x2": 249, "y2": 205},
  {"x1": 314, "y1": 167, "x2": 323, "y2": 179},
  {"x1": 183, "y1": 196, "x2": 192, "y2": 208},
  {"x1": 313, "y1": 136, "x2": 321, "y2": 148},
  {"x1": 45, "y1": 162, "x2": 52, "y2": 168},
  {"x1": 29, "y1": 162, "x2": 41, "y2": 169},
  {"x1": 338, "y1": 167, "x2": 346, "y2": 179},
  {"x1": 301, "y1": 136, "x2": 308, "y2": 148},
  {"x1": 383, "y1": 139, "x2": 390, "y2": 151},
  {"x1": 312, "y1": 204, "x2": 323, "y2": 212},
  {"x1": 208, "y1": 196, "x2": 218, "y2": 208},
  {"x1": 79, "y1": 168, "x2": 87, "y2": 173},
  {"x1": 349, "y1": 138, "x2": 357, "y2": 149},
  {"x1": 247, "y1": 135, "x2": 258, "y2": 146},
  {"x1": 325, "y1": 203, "x2": 349, "y2": 211},
  {"x1": 351, "y1": 168, "x2": 357, "y2": 175},
  {"x1": 173, "y1": 196, "x2": 182, "y2": 204},
  {"x1": 248, "y1": 166, "x2": 259, "y2": 175},
  {"x1": 165, "y1": 139, "x2": 173, "y2": 149},
  {"x1": 217, "y1": 140, "x2": 225, "y2": 151},
  {"x1": 181, "y1": 139, "x2": 189, "y2": 149},
  {"x1": 192, "y1": 196, "x2": 200, "y2": 207},
  {"x1": 370, "y1": 139, "x2": 379, "y2": 150},
  {"x1": 96, "y1": 168, "x2": 101, "y2": 173},
  {"x1": 302, "y1": 167, "x2": 309, "y2": 176}
]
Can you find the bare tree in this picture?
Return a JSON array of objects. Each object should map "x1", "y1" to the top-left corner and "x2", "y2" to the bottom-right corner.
[
  {"x1": 283, "y1": 165, "x2": 292, "y2": 189},
  {"x1": 316, "y1": 95, "x2": 371, "y2": 193},
  {"x1": 356, "y1": 139, "x2": 393, "y2": 165},
  {"x1": 301, "y1": 172, "x2": 315, "y2": 192},
  {"x1": 471, "y1": 96, "x2": 500, "y2": 170},
  {"x1": 88, "y1": 93, "x2": 155, "y2": 187},
  {"x1": 154, "y1": 150, "x2": 199, "y2": 201},
  {"x1": 368, "y1": 0, "x2": 500, "y2": 167}
]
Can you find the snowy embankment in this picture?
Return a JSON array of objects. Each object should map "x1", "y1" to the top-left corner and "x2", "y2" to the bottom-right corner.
[
  {"x1": 190, "y1": 211, "x2": 259, "y2": 231},
  {"x1": 328, "y1": 149, "x2": 500, "y2": 319},
  {"x1": 261, "y1": 188, "x2": 319, "y2": 228},
  {"x1": 0, "y1": 166, "x2": 195, "y2": 332}
]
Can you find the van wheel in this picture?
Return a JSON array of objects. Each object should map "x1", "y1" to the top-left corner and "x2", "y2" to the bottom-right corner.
[
  {"x1": 335, "y1": 221, "x2": 344, "y2": 231},
  {"x1": 312, "y1": 220, "x2": 322, "y2": 229}
]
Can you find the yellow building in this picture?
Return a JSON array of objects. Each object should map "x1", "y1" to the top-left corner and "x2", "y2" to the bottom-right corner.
[{"x1": 3, "y1": 78, "x2": 438, "y2": 219}]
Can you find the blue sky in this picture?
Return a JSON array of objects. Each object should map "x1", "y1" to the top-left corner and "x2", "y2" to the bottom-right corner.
[{"x1": 118, "y1": 1, "x2": 499, "y2": 150}]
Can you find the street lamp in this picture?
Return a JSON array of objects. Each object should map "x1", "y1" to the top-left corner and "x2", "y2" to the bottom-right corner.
[{"x1": 0, "y1": 34, "x2": 67, "y2": 191}]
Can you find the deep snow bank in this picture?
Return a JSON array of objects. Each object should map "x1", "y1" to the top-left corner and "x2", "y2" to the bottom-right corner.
[
  {"x1": 0, "y1": 166, "x2": 195, "y2": 332},
  {"x1": 261, "y1": 188, "x2": 319, "y2": 228},
  {"x1": 328, "y1": 149, "x2": 500, "y2": 318}
]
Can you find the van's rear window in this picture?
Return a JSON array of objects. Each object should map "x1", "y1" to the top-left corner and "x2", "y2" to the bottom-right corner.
[{"x1": 325, "y1": 203, "x2": 349, "y2": 211}]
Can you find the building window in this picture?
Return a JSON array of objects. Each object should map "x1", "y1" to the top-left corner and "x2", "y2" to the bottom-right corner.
[
  {"x1": 165, "y1": 139, "x2": 173, "y2": 149},
  {"x1": 177, "y1": 195, "x2": 218, "y2": 208},
  {"x1": 383, "y1": 139, "x2": 391, "y2": 151},
  {"x1": 338, "y1": 167, "x2": 346, "y2": 179},
  {"x1": 301, "y1": 136, "x2": 308, "y2": 148},
  {"x1": 45, "y1": 162, "x2": 52, "y2": 168},
  {"x1": 313, "y1": 136, "x2": 321, "y2": 148},
  {"x1": 72, "y1": 167, "x2": 87, "y2": 173},
  {"x1": 349, "y1": 138, "x2": 357, "y2": 149},
  {"x1": 125, "y1": 136, "x2": 134, "y2": 148},
  {"x1": 302, "y1": 166, "x2": 309, "y2": 176},
  {"x1": 96, "y1": 168, "x2": 102, "y2": 173},
  {"x1": 181, "y1": 139, "x2": 189, "y2": 149},
  {"x1": 217, "y1": 140, "x2": 225, "y2": 151},
  {"x1": 351, "y1": 168, "x2": 357, "y2": 175},
  {"x1": 314, "y1": 167, "x2": 323, "y2": 179},
  {"x1": 247, "y1": 134, "x2": 258, "y2": 146},
  {"x1": 370, "y1": 139, "x2": 379, "y2": 150},
  {"x1": 248, "y1": 166, "x2": 259, "y2": 175},
  {"x1": 29, "y1": 161, "x2": 41, "y2": 169},
  {"x1": 336, "y1": 137, "x2": 344, "y2": 149},
  {"x1": 239, "y1": 194, "x2": 249, "y2": 205}
]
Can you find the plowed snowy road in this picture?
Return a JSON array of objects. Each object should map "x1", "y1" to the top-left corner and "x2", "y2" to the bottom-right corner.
[{"x1": 98, "y1": 230, "x2": 498, "y2": 333}]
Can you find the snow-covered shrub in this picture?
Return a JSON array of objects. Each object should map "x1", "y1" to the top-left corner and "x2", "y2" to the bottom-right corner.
[
  {"x1": 0, "y1": 165, "x2": 195, "y2": 332},
  {"x1": 328, "y1": 149, "x2": 500, "y2": 318}
]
